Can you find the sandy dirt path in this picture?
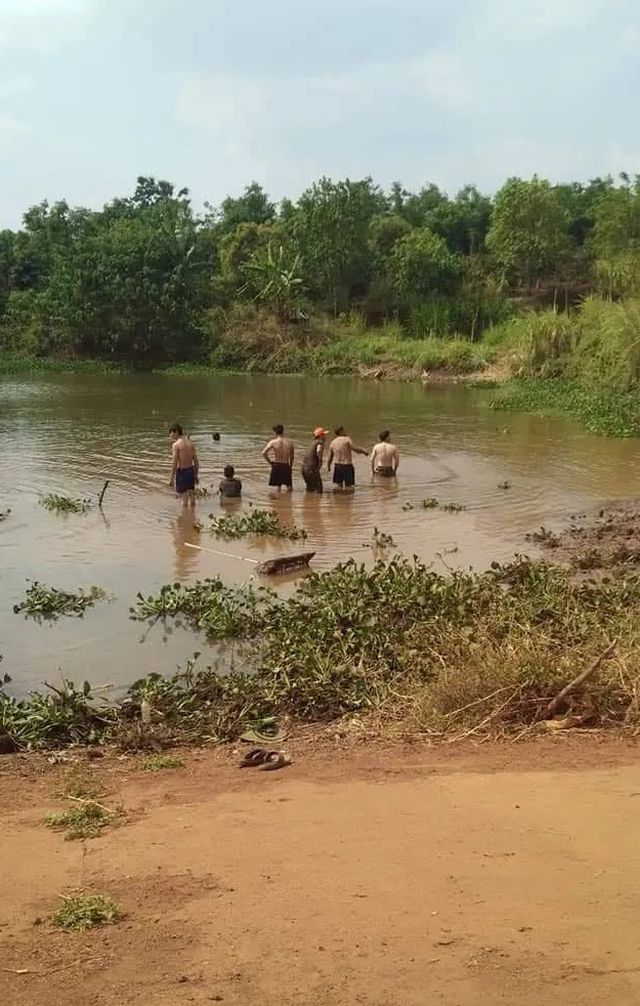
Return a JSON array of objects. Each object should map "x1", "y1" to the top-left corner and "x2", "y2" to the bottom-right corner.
[{"x1": 2, "y1": 739, "x2": 640, "y2": 1005}]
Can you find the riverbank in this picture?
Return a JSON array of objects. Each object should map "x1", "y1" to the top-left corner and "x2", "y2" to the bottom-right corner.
[
  {"x1": 0, "y1": 332, "x2": 491, "y2": 380},
  {"x1": 2, "y1": 735, "x2": 640, "y2": 1006},
  {"x1": 3, "y1": 548, "x2": 640, "y2": 754}
]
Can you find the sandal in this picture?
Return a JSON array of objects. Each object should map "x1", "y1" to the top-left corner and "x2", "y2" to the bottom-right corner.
[
  {"x1": 262, "y1": 751, "x2": 292, "y2": 772},
  {"x1": 239, "y1": 748, "x2": 269, "y2": 768}
]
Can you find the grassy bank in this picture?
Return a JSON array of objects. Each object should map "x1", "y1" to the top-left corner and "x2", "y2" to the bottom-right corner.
[
  {"x1": 0, "y1": 354, "x2": 128, "y2": 375},
  {"x1": 485, "y1": 297, "x2": 640, "y2": 436},
  {"x1": 2, "y1": 554, "x2": 639, "y2": 752},
  {"x1": 0, "y1": 329, "x2": 489, "y2": 380}
]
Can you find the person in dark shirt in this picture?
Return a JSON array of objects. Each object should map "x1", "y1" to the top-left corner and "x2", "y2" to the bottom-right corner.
[
  {"x1": 301, "y1": 426, "x2": 328, "y2": 493},
  {"x1": 218, "y1": 464, "x2": 242, "y2": 498}
]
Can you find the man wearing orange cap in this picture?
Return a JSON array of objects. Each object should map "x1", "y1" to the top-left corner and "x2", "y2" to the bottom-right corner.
[{"x1": 301, "y1": 427, "x2": 328, "y2": 493}]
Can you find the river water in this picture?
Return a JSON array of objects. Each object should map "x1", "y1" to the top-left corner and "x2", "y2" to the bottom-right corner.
[{"x1": 2, "y1": 372, "x2": 640, "y2": 694}]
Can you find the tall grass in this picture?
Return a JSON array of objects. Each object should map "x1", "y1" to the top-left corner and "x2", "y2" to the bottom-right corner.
[
  {"x1": 492, "y1": 296, "x2": 640, "y2": 390},
  {"x1": 489, "y1": 296, "x2": 640, "y2": 436}
]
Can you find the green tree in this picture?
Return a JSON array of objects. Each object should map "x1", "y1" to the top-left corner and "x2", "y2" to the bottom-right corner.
[
  {"x1": 486, "y1": 177, "x2": 569, "y2": 289},
  {"x1": 429, "y1": 186, "x2": 492, "y2": 255},
  {"x1": 293, "y1": 176, "x2": 385, "y2": 312},
  {"x1": 368, "y1": 214, "x2": 412, "y2": 265},
  {"x1": 218, "y1": 182, "x2": 275, "y2": 234},
  {"x1": 0, "y1": 230, "x2": 14, "y2": 315},
  {"x1": 591, "y1": 177, "x2": 640, "y2": 297},
  {"x1": 389, "y1": 228, "x2": 461, "y2": 304},
  {"x1": 554, "y1": 177, "x2": 613, "y2": 246},
  {"x1": 18, "y1": 184, "x2": 213, "y2": 360}
]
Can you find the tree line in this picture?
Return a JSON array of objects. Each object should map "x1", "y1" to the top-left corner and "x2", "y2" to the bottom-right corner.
[{"x1": 1, "y1": 172, "x2": 639, "y2": 363}]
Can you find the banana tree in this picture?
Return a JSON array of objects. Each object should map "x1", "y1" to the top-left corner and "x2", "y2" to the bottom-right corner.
[{"x1": 241, "y1": 242, "x2": 304, "y2": 319}]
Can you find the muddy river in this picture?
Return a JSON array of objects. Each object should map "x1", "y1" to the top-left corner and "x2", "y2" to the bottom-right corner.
[{"x1": 2, "y1": 372, "x2": 639, "y2": 694}]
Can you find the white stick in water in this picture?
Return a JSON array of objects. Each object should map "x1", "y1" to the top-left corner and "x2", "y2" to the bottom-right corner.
[{"x1": 184, "y1": 542, "x2": 259, "y2": 564}]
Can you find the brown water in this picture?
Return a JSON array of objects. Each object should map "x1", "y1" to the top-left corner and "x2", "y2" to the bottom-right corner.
[{"x1": 2, "y1": 372, "x2": 640, "y2": 695}]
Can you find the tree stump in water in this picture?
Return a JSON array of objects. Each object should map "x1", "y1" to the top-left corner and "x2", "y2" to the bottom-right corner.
[{"x1": 256, "y1": 551, "x2": 316, "y2": 576}]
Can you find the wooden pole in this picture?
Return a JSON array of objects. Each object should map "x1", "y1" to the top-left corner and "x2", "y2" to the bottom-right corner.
[{"x1": 98, "y1": 480, "x2": 110, "y2": 507}]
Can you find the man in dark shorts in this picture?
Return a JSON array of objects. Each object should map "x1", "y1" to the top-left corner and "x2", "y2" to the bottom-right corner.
[
  {"x1": 219, "y1": 464, "x2": 242, "y2": 498},
  {"x1": 327, "y1": 426, "x2": 368, "y2": 491},
  {"x1": 301, "y1": 427, "x2": 328, "y2": 493},
  {"x1": 169, "y1": 422, "x2": 199, "y2": 507},
  {"x1": 261, "y1": 424, "x2": 295, "y2": 491}
]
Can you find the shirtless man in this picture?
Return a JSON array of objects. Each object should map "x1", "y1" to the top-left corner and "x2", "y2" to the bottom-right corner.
[
  {"x1": 327, "y1": 426, "x2": 368, "y2": 491},
  {"x1": 261, "y1": 423, "x2": 295, "y2": 492},
  {"x1": 169, "y1": 422, "x2": 199, "y2": 506},
  {"x1": 371, "y1": 430, "x2": 399, "y2": 477}
]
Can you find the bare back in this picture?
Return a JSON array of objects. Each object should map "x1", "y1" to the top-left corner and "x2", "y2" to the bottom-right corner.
[
  {"x1": 371, "y1": 441, "x2": 399, "y2": 469},
  {"x1": 173, "y1": 437, "x2": 197, "y2": 469},
  {"x1": 264, "y1": 435, "x2": 294, "y2": 464},
  {"x1": 330, "y1": 435, "x2": 353, "y2": 465}
]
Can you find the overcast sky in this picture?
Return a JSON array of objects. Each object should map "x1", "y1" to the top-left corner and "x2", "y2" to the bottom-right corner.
[{"x1": 0, "y1": 0, "x2": 638, "y2": 227}]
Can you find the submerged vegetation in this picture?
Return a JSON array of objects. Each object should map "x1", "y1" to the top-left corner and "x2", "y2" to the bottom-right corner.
[
  {"x1": 208, "y1": 507, "x2": 307, "y2": 540},
  {"x1": 4, "y1": 555, "x2": 640, "y2": 750},
  {"x1": 492, "y1": 378, "x2": 640, "y2": 437},
  {"x1": 40, "y1": 493, "x2": 92, "y2": 514},
  {"x1": 370, "y1": 528, "x2": 396, "y2": 548},
  {"x1": 13, "y1": 582, "x2": 106, "y2": 620}
]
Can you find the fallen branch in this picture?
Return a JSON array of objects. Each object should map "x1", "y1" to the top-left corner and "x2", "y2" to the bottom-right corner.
[
  {"x1": 545, "y1": 640, "x2": 618, "y2": 718},
  {"x1": 67, "y1": 795, "x2": 114, "y2": 814}
]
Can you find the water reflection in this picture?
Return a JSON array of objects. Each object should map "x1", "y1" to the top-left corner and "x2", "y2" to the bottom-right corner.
[{"x1": 171, "y1": 511, "x2": 202, "y2": 582}]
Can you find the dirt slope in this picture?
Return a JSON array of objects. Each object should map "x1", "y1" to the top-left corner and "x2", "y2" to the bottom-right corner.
[{"x1": 2, "y1": 739, "x2": 640, "y2": 1006}]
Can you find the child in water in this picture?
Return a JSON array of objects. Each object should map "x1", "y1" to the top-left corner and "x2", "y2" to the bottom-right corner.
[{"x1": 218, "y1": 464, "x2": 242, "y2": 499}]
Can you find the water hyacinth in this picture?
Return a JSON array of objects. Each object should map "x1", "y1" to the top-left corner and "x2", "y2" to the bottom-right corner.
[
  {"x1": 13, "y1": 582, "x2": 107, "y2": 620},
  {"x1": 40, "y1": 493, "x2": 92, "y2": 514},
  {"x1": 208, "y1": 507, "x2": 307, "y2": 540}
]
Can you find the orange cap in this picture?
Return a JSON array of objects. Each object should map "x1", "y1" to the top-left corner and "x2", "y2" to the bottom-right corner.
[{"x1": 314, "y1": 426, "x2": 329, "y2": 438}]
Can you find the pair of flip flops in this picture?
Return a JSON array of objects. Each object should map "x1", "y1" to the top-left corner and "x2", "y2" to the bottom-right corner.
[{"x1": 239, "y1": 747, "x2": 291, "y2": 771}]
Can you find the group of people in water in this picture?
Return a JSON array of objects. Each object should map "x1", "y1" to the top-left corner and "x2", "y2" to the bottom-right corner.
[{"x1": 169, "y1": 422, "x2": 400, "y2": 506}]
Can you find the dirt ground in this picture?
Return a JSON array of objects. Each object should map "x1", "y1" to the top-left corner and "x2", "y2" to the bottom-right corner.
[
  {"x1": 529, "y1": 502, "x2": 640, "y2": 573},
  {"x1": 2, "y1": 735, "x2": 640, "y2": 1006}
]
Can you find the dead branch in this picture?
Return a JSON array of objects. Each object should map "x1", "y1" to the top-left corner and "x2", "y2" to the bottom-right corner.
[
  {"x1": 545, "y1": 639, "x2": 618, "y2": 718},
  {"x1": 98, "y1": 480, "x2": 110, "y2": 507},
  {"x1": 67, "y1": 795, "x2": 114, "y2": 814}
]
